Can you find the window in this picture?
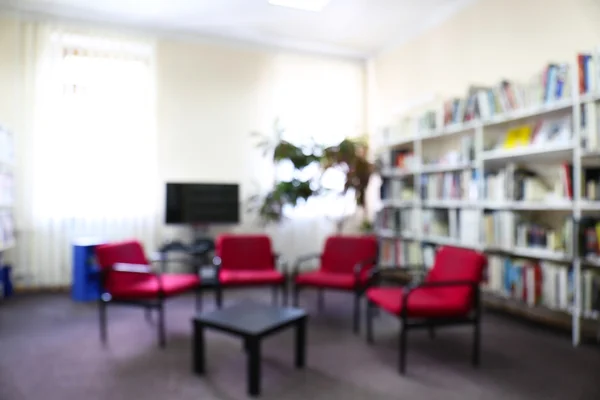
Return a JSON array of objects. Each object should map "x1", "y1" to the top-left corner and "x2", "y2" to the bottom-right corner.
[{"x1": 31, "y1": 32, "x2": 157, "y2": 219}]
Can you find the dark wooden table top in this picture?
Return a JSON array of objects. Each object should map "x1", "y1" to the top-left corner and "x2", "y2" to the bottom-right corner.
[{"x1": 194, "y1": 303, "x2": 307, "y2": 336}]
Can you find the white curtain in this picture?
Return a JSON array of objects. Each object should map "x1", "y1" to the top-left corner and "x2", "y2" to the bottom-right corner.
[{"x1": 16, "y1": 23, "x2": 159, "y2": 287}]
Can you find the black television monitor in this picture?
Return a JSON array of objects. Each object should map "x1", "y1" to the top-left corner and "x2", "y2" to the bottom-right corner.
[{"x1": 165, "y1": 183, "x2": 240, "y2": 225}]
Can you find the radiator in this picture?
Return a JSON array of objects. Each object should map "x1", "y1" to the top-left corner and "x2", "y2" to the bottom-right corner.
[{"x1": 10, "y1": 215, "x2": 159, "y2": 289}]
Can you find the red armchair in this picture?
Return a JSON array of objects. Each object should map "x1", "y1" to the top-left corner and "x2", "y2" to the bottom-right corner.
[
  {"x1": 365, "y1": 246, "x2": 487, "y2": 374},
  {"x1": 213, "y1": 234, "x2": 286, "y2": 307},
  {"x1": 292, "y1": 235, "x2": 378, "y2": 334},
  {"x1": 95, "y1": 240, "x2": 201, "y2": 348}
]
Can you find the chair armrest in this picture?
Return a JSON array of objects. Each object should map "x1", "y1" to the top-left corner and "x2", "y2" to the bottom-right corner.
[
  {"x1": 112, "y1": 263, "x2": 153, "y2": 274},
  {"x1": 367, "y1": 266, "x2": 413, "y2": 287},
  {"x1": 353, "y1": 257, "x2": 378, "y2": 276},
  {"x1": 103, "y1": 263, "x2": 164, "y2": 296},
  {"x1": 405, "y1": 279, "x2": 477, "y2": 291},
  {"x1": 292, "y1": 253, "x2": 322, "y2": 276}
]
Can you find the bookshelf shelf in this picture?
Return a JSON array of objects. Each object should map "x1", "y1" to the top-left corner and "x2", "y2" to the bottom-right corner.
[
  {"x1": 481, "y1": 143, "x2": 574, "y2": 165},
  {"x1": 484, "y1": 99, "x2": 574, "y2": 126},
  {"x1": 422, "y1": 199, "x2": 479, "y2": 209},
  {"x1": 419, "y1": 162, "x2": 474, "y2": 174},
  {"x1": 483, "y1": 201, "x2": 574, "y2": 210},
  {"x1": 381, "y1": 199, "x2": 414, "y2": 208},
  {"x1": 375, "y1": 53, "x2": 600, "y2": 346}
]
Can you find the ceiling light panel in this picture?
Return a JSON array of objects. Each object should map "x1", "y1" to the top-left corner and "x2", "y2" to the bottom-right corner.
[{"x1": 268, "y1": 0, "x2": 332, "y2": 12}]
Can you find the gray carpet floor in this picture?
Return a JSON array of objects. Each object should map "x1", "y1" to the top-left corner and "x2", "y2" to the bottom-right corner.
[{"x1": 1, "y1": 290, "x2": 599, "y2": 400}]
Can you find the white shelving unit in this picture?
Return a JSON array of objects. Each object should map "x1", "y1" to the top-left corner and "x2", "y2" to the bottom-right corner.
[
  {"x1": 0, "y1": 124, "x2": 16, "y2": 293},
  {"x1": 375, "y1": 56, "x2": 600, "y2": 346}
]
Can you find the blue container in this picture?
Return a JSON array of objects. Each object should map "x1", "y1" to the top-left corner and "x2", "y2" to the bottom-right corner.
[
  {"x1": 1, "y1": 265, "x2": 13, "y2": 298},
  {"x1": 72, "y1": 238, "x2": 106, "y2": 302}
]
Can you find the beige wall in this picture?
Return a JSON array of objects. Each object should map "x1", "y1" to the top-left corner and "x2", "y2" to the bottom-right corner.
[{"x1": 370, "y1": 0, "x2": 600, "y2": 123}]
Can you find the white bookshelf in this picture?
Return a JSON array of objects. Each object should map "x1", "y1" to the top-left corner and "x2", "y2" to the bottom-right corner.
[
  {"x1": 0, "y1": 124, "x2": 16, "y2": 257},
  {"x1": 375, "y1": 53, "x2": 600, "y2": 346}
]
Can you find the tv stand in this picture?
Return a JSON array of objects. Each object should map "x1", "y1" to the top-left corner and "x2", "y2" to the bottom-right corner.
[{"x1": 159, "y1": 224, "x2": 215, "y2": 258}]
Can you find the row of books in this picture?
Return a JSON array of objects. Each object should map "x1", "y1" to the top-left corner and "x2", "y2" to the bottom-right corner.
[
  {"x1": 0, "y1": 172, "x2": 14, "y2": 207},
  {"x1": 483, "y1": 212, "x2": 573, "y2": 254},
  {"x1": 489, "y1": 116, "x2": 572, "y2": 151},
  {"x1": 378, "y1": 240, "x2": 430, "y2": 268},
  {"x1": 378, "y1": 208, "x2": 416, "y2": 234},
  {"x1": 0, "y1": 211, "x2": 15, "y2": 249},
  {"x1": 421, "y1": 209, "x2": 481, "y2": 245},
  {"x1": 485, "y1": 256, "x2": 600, "y2": 313},
  {"x1": 380, "y1": 179, "x2": 415, "y2": 202},
  {"x1": 0, "y1": 127, "x2": 15, "y2": 167},
  {"x1": 484, "y1": 163, "x2": 573, "y2": 203},
  {"x1": 377, "y1": 207, "x2": 480, "y2": 246},
  {"x1": 581, "y1": 217, "x2": 600, "y2": 261},
  {"x1": 437, "y1": 62, "x2": 572, "y2": 127},
  {"x1": 419, "y1": 170, "x2": 479, "y2": 201}
]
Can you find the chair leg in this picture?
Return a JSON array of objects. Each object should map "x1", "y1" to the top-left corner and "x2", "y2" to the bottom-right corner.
[
  {"x1": 293, "y1": 284, "x2": 300, "y2": 307},
  {"x1": 99, "y1": 299, "x2": 107, "y2": 344},
  {"x1": 216, "y1": 286, "x2": 223, "y2": 309},
  {"x1": 282, "y1": 281, "x2": 288, "y2": 306},
  {"x1": 157, "y1": 300, "x2": 166, "y2": 348},
  {"x1": 317, "y1": 289, "x2": 324, "y2": 312},
  {"x1": 472, "y1": 319, "x2": 481, "y2": 367},
  {"x1": 399, "y1": 321, "x2": 408, "y2": 375},
  {"x1": 366, "y1": 300, "x2": 374, "y2": 344},
  {"x1": 353, "y1": 292, "x2": 361, "y2": 334}
]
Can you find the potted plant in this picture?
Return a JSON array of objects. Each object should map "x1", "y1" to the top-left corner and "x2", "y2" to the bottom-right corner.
[{"x1": 247, "y1": 121, "x2": 376, "y2": 233}]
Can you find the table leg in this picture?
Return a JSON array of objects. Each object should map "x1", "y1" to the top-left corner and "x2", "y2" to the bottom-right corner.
[
  {"x1": 247, "y1": 337, "x2": 261, "y2": 397},
  {"x1": 295, "y1": 318, "x2": 306, "y2": 368},
  {"x1": 193, "y1": 322, "x2": 205, "y2": 375}
]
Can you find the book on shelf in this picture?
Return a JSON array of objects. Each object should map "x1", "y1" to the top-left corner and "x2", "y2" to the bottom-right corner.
[
  {"x1": 487, "y1": 115, "x2": 572, "y2": 154},
  {"x1": 380, "y1": 178, "x2": 415, "y2": 202},
  {"x1": 483, "y1": 162, "x2": 573, "y2": 204},
  {"x1": 442, "y1": 64, "x2": 572, "y2": 126},
  {"x1": 376, "y1": 207, "x2": 416, "y2": 234},
  {"x1": 420, "y1": 170, "x2": 479, "y2": 202},
  {"x1": 483, "y1": 211, "x2": 572, "y2": 255},
  {"x1": 580, "y1": 217, "x2": 600, "y2": 261},
  {"x1": 485, "y1": 255, "x2": 600, "y2": 315},
  {"x1": 378, "y1": 240, "x2": 424, "y2": 267},
  {"x1": 577, "y1": 51, "x2": 598, "y2": 95},
  {"x1": 391, "y1": 150, "x2": 418, "y2": 171},
  {"x1": 583, "y1": 166, "x2": 600, "y2": 200}
]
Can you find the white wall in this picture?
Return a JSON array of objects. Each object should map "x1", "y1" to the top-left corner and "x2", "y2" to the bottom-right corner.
[{"x1": 156, "y1": 38, "x2": 366, "y2": 258}]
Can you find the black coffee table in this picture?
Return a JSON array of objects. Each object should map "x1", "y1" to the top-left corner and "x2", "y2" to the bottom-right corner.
[{"x1": 192, "y1": 302, "x2": 308, "y2": 397}]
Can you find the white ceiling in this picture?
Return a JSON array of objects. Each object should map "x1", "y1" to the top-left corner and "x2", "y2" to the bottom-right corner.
[{"x1": 0, "y1": 0, "x2": 478, "y2": 59}]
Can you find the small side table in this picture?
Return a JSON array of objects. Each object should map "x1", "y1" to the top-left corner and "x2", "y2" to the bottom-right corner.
[{"x1": 192, "y1": 303, "x2": 308, "y2": 397}]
